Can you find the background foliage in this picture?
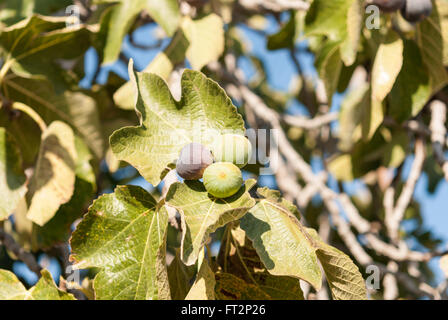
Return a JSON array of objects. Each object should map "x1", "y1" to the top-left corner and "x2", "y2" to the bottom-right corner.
[{"x1": 0, "y1": 0, "x2": 448, "y2": 300}]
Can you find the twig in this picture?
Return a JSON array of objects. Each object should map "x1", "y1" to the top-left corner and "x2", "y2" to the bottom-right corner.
[
  {"x1": 238, "y1": 0, "x2": 310, "y2": 12},
  {"x1": 282, "y1": 113, "x2": 338, "y2": 130},
  {"x1": 0, "y1": 228, "x2": 42, "y2": 277},
  {"x1": 429, "y1": 100, "x2": 448, "y2": 180},
  {"x1": 386, "y1": 138, "x2": 425, "y2": 242},
  {"x1": 383, "y1": 261, "x2": 398, "y2": 300},
  {"x1": 162, "y1": 169, "x2": 180, "y2": 230}
]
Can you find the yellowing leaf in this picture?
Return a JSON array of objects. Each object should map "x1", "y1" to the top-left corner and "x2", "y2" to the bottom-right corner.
[
  {"x1": 0, "y1": 128, "x2": 27, "y2": 220},
  {"x1": 0, "y1": 269, "x2": 75, "y2": 300},
  {"x1": 27, "y1": 121, "x2": 77, "y2": 226},
  {"x1": 328, "y1": 154, "x2": 355, "y2": 181},
  {"x1": 371, "y1": 31, "x2": 403, "y2": 102},
  {"x1": 31, "y1": 136, "x2": 96, "y2": 250},
  {"x1": 182, "y1": 13, "x2": 225, "y2": 71}
]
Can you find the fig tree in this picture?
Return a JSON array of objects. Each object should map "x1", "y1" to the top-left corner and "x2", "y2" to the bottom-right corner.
[
  {"x1": 203, "y1": 162, "x2": 243, "y2": 198},
  {"x1": 210, "y1": 134, "x2": 252, "y2": 168},
  {"x1": 401, "y1": 0, "x2": 432, "y2": 23},
  {"x1": 371, "y1": 0, "x2": 405, "y2": 12},
  {"x1": 176, "y1": 143, "x2": 214, "y2": 180}
]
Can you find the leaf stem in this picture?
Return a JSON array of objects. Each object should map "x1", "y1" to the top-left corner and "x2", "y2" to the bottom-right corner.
[
  {"x1": 0, "y1": 59, "x2": 14, "y2": 85},
  {"x1": 12, "y1": 102, "x2": 47, "y2": 131}
]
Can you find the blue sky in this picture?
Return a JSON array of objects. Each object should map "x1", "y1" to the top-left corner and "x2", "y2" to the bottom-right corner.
[{"x1": 15, "y1": 15, "x2": 448, "y2": 287}]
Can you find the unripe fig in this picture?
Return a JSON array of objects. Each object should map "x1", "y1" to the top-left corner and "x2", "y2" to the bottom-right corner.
[
  {"x1": 370, "y1": 0, "x2": 405, "y2": 12},
  {"x1": 203, "y1": 162, "x2": 243, "y2": 198},
  {"x1": 401, "y1": 0, "x2": 432, "y2": 23},
  {"x1": 210, "y1": 134, "x2": 252, "y2": 168},
  {"x1": 176, "y1": 143, "x2": 214, "y2": 180}
]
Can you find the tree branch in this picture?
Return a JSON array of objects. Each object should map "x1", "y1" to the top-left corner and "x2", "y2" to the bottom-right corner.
[{"x1": 0, "y1": 228, "x2": 42, "y2": 277}]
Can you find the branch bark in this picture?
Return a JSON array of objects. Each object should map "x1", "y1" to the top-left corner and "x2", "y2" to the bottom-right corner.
[{"x1": 0, "y1": 228, "x2": 41, "y2": 277}]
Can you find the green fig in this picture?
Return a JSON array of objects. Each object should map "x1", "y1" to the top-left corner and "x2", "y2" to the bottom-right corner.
[
  {"x1": 176, "y1": 143, "x2": 214, "y2": 180},
  {"x1": 203, "y1": 162, "x2": 243, "y2": 198},
  {"x1": 210, "y1": 134, "x2": 252, "y2": 168}
]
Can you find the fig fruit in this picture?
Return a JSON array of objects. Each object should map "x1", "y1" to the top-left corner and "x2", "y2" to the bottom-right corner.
[
  {"x1": 371, "y1": 0, "x2": 405, "y2": 12},
  {"x1": 176, "y1": 143, "x2": 214, "y2": 180},
  {"x1": 203, "y1": 162, "x2": 243, "y2": 198},
  {"x1": 401, "y1": 0, "x2": 432, "y2": 23},
  {"x1": 210, "y1": 134, "x2": 252, "y2": 168}
]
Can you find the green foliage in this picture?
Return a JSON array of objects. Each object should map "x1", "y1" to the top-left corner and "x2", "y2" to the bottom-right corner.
[{"x1": 110, "y1": 62, "x2": 244, "y2": 186}]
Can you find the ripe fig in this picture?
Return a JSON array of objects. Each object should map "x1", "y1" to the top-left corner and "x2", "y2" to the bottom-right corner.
[
  {"x1": 176, "y1": 143, "x2": 214, "y2": 180},
  {"x1": 210, "y1": 134, "x2": 252, "y2": 168},
  {"x1": 401, "y1": 0, "x2": 432, "y2": 23},
  {"x1": 203, "y1": 162, "x2": 243, "y2": 198},
  {"x1": 370, "y1": 0, "x2": 405, "y2": 12}
]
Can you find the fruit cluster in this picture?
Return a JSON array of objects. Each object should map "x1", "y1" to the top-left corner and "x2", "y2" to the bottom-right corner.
[
  {"x1": 176, "y1": 134, "x2": 252, "y2": 198},
  {"x1": 371, "y1": 0, "x2": 433, "y2": 23}
]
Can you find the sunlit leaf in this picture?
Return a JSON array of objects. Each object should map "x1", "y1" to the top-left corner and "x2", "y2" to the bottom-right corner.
[
  {"x1": 110, "y1": 62, "x2": 245, "y2": 186},
  {"x1": 31, "y1": 137, "x2": 96, "y2": 249},
  {"x1": 371, "y1": 30, "x2": 403, "y2": 103},
  {"x1": 0, "y1": 269, "x2": 75, "y2": 300},
  {"x1": 70, "y1": 185, "x2": 170, "y2": 300},
  {"x1": 26, "y1": 121, "x2": 77, "y2": 226},
  {"x1": 182, "y1": 13, "x2": 224, "y2": 71},
  {"x1": 340, "y1": 0, "x2": 362, "y2": 66}
]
